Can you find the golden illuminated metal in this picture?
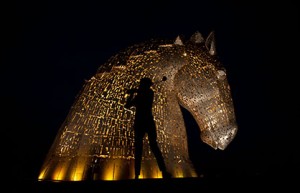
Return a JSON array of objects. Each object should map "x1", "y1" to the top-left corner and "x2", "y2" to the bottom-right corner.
[{"x1": 38, "y1": 31, "x2": 238, "y2": 181}]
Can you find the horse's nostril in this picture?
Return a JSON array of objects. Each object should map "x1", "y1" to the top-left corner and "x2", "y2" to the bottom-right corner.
[{"x1": 216, "y1": 125, "x2": 238, "y2": 150}]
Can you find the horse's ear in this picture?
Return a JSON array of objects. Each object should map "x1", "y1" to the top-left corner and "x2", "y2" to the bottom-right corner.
[
  {"x1": 190, "y1": 31, "x2": 204, "y2": 43},
  {"x1": 174, "y1": 35, "x2": 184, "y2": 45},
  {"x1": 205, "y1": 31, "x2": 217, "y2": 56}
]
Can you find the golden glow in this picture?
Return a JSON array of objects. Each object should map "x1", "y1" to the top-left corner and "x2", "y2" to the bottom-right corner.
[
  {"x1": 71, "y1": 160, "x2": 85, "y2": 181},
  {"x1": 38, "y1": 168, "x2": 47, "y2": 181},
  {"x1": 52, "y1": 162, "x2": 68, "y2": 181},
  {"x1": 100, "y1": 162, "x2": 113, "y2": 180},
  {"x1": 38, "y1": 32, "x2": 237, "y2": 181}
]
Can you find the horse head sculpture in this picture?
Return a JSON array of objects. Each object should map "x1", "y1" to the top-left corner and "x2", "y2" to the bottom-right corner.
[{"x1": 38, "y1": 31, "x2": 238, "y2": 181}]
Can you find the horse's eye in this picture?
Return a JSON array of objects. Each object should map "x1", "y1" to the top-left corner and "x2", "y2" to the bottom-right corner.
[{"x1": 217, "y1": 70, "x2": 226, "y2": 80}]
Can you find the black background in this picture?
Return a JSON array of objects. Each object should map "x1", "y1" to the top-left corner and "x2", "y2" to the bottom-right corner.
[{"x1": 2, "y1": 0, "x2": 298, "y2": 192}]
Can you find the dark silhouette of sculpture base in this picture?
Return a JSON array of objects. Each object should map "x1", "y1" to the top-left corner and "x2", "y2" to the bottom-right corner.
[{"x1": 125, "y1": 77, "x2": 171, "y2": 179}]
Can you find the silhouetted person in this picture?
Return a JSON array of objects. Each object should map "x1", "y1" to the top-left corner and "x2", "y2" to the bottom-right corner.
[{"x1": 125, "y1": 77, "x2": 171, "y2": 179}]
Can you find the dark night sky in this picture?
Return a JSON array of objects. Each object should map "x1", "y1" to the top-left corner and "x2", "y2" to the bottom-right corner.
[{"x1": 2, "y1": 0, "x2": 298, "y2": 188}]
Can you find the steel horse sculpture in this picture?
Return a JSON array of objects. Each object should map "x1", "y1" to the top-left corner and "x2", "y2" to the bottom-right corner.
[{"x1": 38, "y1": 31, "x2": 238, "y2": 181}]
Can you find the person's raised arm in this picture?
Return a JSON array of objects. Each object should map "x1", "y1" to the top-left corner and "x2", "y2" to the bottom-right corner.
[{"x1": 124, "y1": 89, "x2": 137, "y2": 109}]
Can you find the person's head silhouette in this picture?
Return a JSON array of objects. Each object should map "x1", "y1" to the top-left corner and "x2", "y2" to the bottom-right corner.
[{"x1": 139, "y1": 78, "x2": 153, "y2": 90}]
